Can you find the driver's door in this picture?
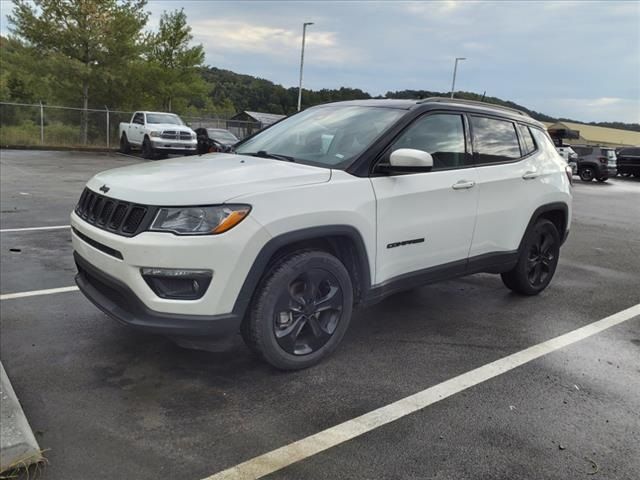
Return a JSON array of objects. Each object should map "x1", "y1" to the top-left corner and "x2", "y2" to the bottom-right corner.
[{"x1": 370, "y1": 112, "x2": 478, "y2": 285}]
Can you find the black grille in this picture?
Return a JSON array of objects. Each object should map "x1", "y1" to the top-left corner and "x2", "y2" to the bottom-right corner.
[{"x1": 75, "y1": 188, "x2": 154, "y2": 237}]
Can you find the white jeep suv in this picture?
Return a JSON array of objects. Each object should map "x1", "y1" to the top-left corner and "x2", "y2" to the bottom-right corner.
[{"x1": 72, "y1": 98, "x2": 572, "y2": 370}]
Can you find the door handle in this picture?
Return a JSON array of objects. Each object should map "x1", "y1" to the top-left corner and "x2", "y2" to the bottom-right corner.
[
  {"x1": 452, "y1": 180, "x2": 476, "y2": 190},
  {"x1": 522, "y1": 171, "x2": 540, "y2": 180}
]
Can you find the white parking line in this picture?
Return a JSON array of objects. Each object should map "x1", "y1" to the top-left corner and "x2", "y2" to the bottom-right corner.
[
  {"x1": 203, "y1": 303, "x2": 640, "y2": 480},
  {"x1": 0, "y1": 286, "x2": 78, "y2": 301},
  {"x1": 0, "y1": 225, "x2": 70, "y2": 233}
]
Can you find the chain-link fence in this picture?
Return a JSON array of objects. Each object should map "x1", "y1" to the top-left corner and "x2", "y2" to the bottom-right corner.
[{"x1": 0, "y1": 102, "x2": 261, "y2": 149}]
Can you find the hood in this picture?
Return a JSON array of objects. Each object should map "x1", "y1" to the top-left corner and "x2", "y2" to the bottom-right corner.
[
  {"x1": 86, "y1": 154, "x2": 331, "y2": 205},
  {"x1": 148, "y1": 123, "x2": 194, "y2": 133}
]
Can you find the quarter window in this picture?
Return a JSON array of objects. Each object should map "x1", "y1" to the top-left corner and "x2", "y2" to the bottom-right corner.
[
  {"x1": 518, "y1": 124, "x2": 537, "y2": 155},
  {"x1": 471, "y1": 116, "x2": 521, "y2": 163},
  {"x1": 391, "y1": 113, "x2": 469, "y2": 170}
]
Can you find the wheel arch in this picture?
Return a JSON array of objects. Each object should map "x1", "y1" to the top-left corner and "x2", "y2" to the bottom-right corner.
[
  {"x1": 519, "y1": 202, "x2": 569, "y2": 252},
  {"x1": 232, "y1": 225, "x2": 372, "y2": 321}
]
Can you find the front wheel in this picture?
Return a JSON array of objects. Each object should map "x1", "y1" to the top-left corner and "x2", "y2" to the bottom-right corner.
[
  {"x1": 241, "y1": 250, "x2": 353, "y2": 370},
  {"x1": 142, "y1": 137, "x2": 155, "y2": 160},
  {"x1": 501, "y1": 219, "x2": 560, "y2": 295}
]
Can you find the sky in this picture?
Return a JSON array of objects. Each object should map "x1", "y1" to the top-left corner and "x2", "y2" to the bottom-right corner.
[{"x1": 1, "y1": 0, "x2": 639, "y2": 123}]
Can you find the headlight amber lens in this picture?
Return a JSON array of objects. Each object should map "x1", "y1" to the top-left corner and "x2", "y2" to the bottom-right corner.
[{"x1": 151, "y1": 205, "x2": 250, "y2": 235}]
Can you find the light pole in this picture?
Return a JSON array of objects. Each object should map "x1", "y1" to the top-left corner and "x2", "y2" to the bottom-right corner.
[
  {"x1": 297, "y1": 22, "x2": 314, "y2": 112},
  {"x1": 450, "y1": 57, "x2": 466, "y2": 98}
]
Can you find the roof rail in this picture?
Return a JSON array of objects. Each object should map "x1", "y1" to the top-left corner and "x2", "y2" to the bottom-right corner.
[{"x1": 417, "y1": 97, "x2": 530, "y2": 117}]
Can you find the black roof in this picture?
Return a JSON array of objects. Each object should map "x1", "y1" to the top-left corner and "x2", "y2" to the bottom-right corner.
[{"x1": 315, "y1": 98, "x2": 543, "y2": 128}]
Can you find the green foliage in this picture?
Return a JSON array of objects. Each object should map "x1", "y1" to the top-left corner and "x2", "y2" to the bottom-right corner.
[{"x1": 145, "y1": 8, "x2": 206, "y2": 111}]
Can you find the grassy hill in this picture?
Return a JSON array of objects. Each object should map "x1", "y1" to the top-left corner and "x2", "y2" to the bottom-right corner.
[{"x1": 199, "y1": 66, "x2": 640, "y2": 132}]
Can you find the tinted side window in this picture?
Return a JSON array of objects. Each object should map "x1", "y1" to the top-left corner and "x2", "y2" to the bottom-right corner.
[
  {"x1": 471, "y1": 116, "x2": 521, "y2": 163},
  {"x1": 530, "y1": 127, "x2": 557, "y2": 155},
  {"x1": 391, "y1": 113, "x2": 468, "y2": 170},
  {"x1": 133, "y1": 113, "x2": 144, "y2": 125},
  {"x1": 518, "y1": 124, "x2": 537, "y2": 155}
]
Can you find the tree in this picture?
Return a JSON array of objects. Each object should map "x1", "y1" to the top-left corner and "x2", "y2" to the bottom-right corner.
[
  {"x1": 9, "y1": 0, "x2": 149, "y2": 143},
  {"x1": 146, "y1": 9, "x2": 205, "y2": 112}
]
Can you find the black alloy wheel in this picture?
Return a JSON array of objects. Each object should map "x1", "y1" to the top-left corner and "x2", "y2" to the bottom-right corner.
[
  {"x1": 242, "y1": 250, "x2": 353, "y2": 370},
  {"x1": 525, "y1": 230, "x2": 556, "y2": 287},
  {"x1": 501, "y1": 219, "x2": 560, "y2": 295},
  {"x1": 273, "y1": 269, "x2": 343, "y2": 355}
]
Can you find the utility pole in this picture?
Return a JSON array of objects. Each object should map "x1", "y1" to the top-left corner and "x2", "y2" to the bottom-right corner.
[
  {"x1": 450, "y1": 57, "x2": 466, "y2": 98},
  {"x1": 297, "y1": 22, "x2": 314, "y2": 112}
]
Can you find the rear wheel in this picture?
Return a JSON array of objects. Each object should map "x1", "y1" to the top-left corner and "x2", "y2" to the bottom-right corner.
[
  {"x1": 579, "y1": 167, "x2": 594, "y2": 182},
  {"x1": 501, "y1": 219, "x2": 560, "y2": 295},
  {"x1": 241, "y1": 250, "x2": 353, "y2": 370},
  {"x1": 119, "y1": 133, "x2": 131, "y2": 154}
]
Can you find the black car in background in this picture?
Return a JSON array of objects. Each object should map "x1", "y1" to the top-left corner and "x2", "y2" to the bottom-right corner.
[
  {"x1": 196, "y1": 128, "x2": 239, "y2": 154},
  {"x1": 571, "y1": 145, "x2": 617, "y2": 182},
  {"x1": 616, "y1": 147, "x2": 640, "y2": 177}
]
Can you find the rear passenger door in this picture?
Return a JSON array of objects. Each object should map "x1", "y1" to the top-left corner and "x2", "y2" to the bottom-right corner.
[
  {"x1": 371, "y1": 112, "x2": 478, "y2": 284},
  {"x1": 468, "y1": 116, "x2": 545, "y2": 257}
]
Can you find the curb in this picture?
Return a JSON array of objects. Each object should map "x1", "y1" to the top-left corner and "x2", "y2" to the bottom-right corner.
[{"x1": 0, "y1": 362, "x2": 42, "y2": 473}]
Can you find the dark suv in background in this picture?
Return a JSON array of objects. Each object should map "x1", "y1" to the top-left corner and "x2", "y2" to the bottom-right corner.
[
  {"x1": 616, "y1": 147, "x2": 640, "y2": 177},
  {"x1": 571, "y1": 145, "x2": 617, "y2": 182}
]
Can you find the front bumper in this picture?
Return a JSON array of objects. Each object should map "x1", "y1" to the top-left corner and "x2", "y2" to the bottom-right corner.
[
  {"x1": 150, "y1": 138, "x2": 197, "y2": 153},
  {"x1": 70, "y1": 210, "x2": 270, "y2": 318},
  {"x1": 75, "y1": 252, "x2": 240, "y2": 337}
]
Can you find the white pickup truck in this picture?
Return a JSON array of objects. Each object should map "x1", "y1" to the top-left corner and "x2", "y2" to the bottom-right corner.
[{"x1": 118, "y1": 111, "x2": 197, "y2": 159}]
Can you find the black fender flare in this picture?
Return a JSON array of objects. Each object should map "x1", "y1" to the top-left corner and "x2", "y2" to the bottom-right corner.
[
  {"x1": 230, "y1": 225, "x2": 372, "y2": 320},
  {"x1": 518, "y1": 202, "x2": 570, "y2": 252}
]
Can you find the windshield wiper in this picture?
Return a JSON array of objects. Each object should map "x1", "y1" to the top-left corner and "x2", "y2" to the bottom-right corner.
[{"x1": 245, "y1": 151, "x2": 296, "y2": 162}]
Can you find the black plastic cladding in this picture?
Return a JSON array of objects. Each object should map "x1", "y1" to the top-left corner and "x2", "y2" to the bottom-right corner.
[{"x1": 75, "y1": 187, "x2": 157, "y2": 237}]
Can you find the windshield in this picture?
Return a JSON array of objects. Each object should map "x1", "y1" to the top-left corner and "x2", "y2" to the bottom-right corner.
[
  {"x1": 146, "y1": 113, "x2": 184, "y2": 125},
  {"x1": 235, "y1": 106, "x2": 406, "y2": 169},
  {"x1": 208, "y1": 129, "x2": 239, "y2": 143}
]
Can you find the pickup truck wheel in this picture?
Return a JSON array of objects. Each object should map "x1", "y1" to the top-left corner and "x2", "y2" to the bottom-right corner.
[
  {"x1": 142, "y1": 137, "x2": 155, "y2": 160},
  {"x1": 501, "y1": 219, "x2": 560, "y2": 296},
  {"x1": 241, "y1": 250, "x2": 353, "y2": 370},
  {"x1": 579, "y1": 167, "x2": 594, "y2": 182},
  {"x1": 119, "y1": 133, "x2": 131, "y2": 154}
]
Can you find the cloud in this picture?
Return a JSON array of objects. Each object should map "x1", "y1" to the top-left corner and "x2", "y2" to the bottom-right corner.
[{"x1": 190, "y1": 19, "x2": 361, "y2": 65}]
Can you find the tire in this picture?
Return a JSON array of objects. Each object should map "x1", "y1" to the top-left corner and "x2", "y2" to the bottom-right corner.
[
  {"x1": 142, "y1": 137, "x2": 155, "y2": 160},
  {"x1": 501, "y1": 219, "x2": 560, "y2": 296},
  {"x1": 119, "y1": 133, "x2": 131, "y2": 154},
  {"x1": 579, "y1": 167, "x2": 594, "y2": 182},
  {"x1": 241, "y1": 250, "x2": 354, "y2": 370}
]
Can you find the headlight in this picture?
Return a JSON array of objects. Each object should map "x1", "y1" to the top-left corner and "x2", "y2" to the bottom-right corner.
[
  {"x1": 150, "y1": 205, "x2": 251, "y2": 235},
  {"x1": 191, "y1": 132, "x2": 197, "y2": 140},
  {"x1": 149, "y1": 131, "x2": 162, "y2": 138}
]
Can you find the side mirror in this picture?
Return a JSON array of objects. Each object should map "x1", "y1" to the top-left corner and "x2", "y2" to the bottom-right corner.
[{"x1": 378, "y1": 148, "x2": 433, "y2": 174}]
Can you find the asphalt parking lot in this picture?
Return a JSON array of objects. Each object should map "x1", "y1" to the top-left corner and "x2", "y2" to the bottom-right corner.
[{"x1": 1, "y1": 149, "x2": 639, "y2": 480}]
